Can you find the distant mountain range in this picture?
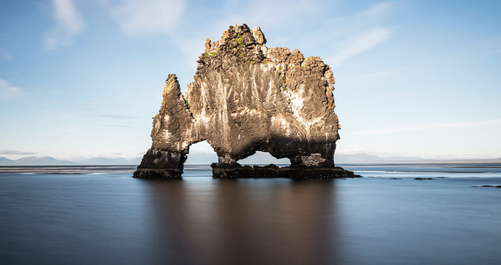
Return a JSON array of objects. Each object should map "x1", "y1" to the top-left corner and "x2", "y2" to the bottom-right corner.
[
  {"x1": 0, "y1": 156, "x2": 142, "y2": 166},
  {"x1": 0, "y1": 157, "x2": 11, "y2": 162},
  {"x1": 334, "y1": 154, "x2": 501, "y2": 164},
  {"x1": 0, "y1": 156, "x2": 71, "y2": 165},
  {"x1": 334, "y1": 153, "x2": 427, "y2": 163},
  {"x1": 185, "y1": 152, "x2": 501, "y2": 164},
  {"x1": 0, "y1": 154, "x2": 499, "y2": 166}
]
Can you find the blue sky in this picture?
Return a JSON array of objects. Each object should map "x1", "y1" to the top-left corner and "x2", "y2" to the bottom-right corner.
[{"x1": 1, "y1": 0, "x2": 500, "y2": 160}]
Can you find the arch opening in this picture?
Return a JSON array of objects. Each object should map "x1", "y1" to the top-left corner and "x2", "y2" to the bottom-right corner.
[
  {"x1": 185, "y1": 141, "x2": 218, "y2": 165},
  {"x1": 183, "y1": 141, "x2": 218, "y2": 177},
  {"x1": 238, "y1": 151, "x2": 290, "y2": 167}
]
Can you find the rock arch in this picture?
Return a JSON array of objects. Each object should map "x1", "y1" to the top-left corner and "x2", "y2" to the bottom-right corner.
[{"x1": 133, "y1": 24, "x2": 357, "y2": 179}]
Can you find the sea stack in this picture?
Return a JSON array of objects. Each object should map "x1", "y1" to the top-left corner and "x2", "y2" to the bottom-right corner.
[{"x1": 134, "y1": 24, "x2": 358, "y2": 179}]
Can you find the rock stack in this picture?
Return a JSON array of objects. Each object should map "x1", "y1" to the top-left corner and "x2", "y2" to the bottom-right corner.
[{"x1": 133, "y1": 24, "x2": 358, "y2": 179}]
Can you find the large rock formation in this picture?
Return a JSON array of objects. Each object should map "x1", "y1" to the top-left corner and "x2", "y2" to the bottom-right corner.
[{"x1": 134, "y1": 24, "x2": 357, "y2": 179}]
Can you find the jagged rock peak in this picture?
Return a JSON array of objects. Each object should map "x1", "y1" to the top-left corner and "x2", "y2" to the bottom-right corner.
[
  {"x1": 205, "y1": 24, "x2": 266, "y2": 54},
  {"x1": 134, "y1": 24, "x2": 353, "y2": 179}
]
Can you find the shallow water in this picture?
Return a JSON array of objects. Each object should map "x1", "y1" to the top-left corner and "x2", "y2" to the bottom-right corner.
[{"x1": 1, "y1": 164, "x2": 500, "y2": 264}]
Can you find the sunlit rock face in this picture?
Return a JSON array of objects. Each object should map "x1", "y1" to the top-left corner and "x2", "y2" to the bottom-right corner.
[{"x1": 134, "y1": 24, "x2": 354, "y2": 179}]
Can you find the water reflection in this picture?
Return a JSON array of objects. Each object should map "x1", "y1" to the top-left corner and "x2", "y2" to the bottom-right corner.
[{"x1": 143, "y1": 178, "x2": 342, "y2": 265}]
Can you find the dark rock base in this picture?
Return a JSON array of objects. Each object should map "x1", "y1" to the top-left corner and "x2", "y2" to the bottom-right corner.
[
  {"x1": 211, "y1": 164, "x2": 361, "y2": 179},
  {"x1": 133, "y1": 168, "x2": 183, "y2": 179},
  {"x1": 133, "y1": 164, "x2": 361, "y2": 179}
]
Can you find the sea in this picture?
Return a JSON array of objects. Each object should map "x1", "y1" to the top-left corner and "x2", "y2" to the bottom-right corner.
[{"x1": 1, "y1": 163, "x2": 500, "y2": 265}]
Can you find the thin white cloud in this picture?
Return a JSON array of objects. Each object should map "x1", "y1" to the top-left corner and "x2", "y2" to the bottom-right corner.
[
  {"x1": 0, "y1": 79, "x2": 26, "y2": 99},
  {"x1": 236, "y1": 0, "x2": 320, "y2": 27},
  {"x1": 353, "y1": 119, "x2": 501, "y2": 135},
  {"x1": 104, "y1": 0, "x2": 186, "y2": 36},
  {"x1": 91, "y1": 114, "x2": 139, "y2": 119},
  {"x1": 100, "y1": 124, "x2": 136, "y2": 128},
  {"x1": 0, "y1": 150, "x2": 38, "y2": 155},
  {"x1": 362, "y1": 2, "x2": 393, "y2": 16},
  {"x1": 43, "y1": 0, "x2": 86, "y2": 49},
  {"x1": 331, "y1": 27, "x2": 392, "y2": 67}
]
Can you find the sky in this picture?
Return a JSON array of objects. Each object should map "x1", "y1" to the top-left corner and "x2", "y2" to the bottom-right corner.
[{"x1": 1, "y1": 0, "x2": 501, "y2": 161}]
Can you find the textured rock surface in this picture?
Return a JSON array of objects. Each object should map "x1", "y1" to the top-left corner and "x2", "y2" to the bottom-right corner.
[{"x1": 134, "y1": 24, "x2": 357, "y2": 179}]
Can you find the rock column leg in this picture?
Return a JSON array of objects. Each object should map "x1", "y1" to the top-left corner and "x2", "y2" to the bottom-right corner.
[{"x1": 133, "y1": 149, "x2": 187, "y2": 179}]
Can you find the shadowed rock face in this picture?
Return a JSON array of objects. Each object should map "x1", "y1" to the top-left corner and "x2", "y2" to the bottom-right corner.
[{"x1": 134, "y1": 24, "x2": 352, "y2": 179}]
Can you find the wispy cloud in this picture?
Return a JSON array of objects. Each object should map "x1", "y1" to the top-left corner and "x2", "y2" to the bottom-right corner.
[
  {"x1": 91, "y1": 114, "x2": 139, "y2": 119},
  {"x1": 0, "y1": 150, "x2": 38, "y2": 155},
  {"x1": 99, "y1": 124, "x2": 136, "y2": 128},
  {"x1": 0, "y1": 79, "x2": 26, "y2": 99},
  {"x1": 353, "y1": 119, "x2": 501, "y2": 135},
  {"x1": 43, "y1": 0, "x2": 86, "y2": 49},
  {"x1": 103, "y1": 0, "x2": 186, "y2": 36},
  {"x1": 331, "y1": 27, "x2": 392, "y2": 67},
  {"x1": 362, "y1": 2, "x2": 393, "y2": 16}
]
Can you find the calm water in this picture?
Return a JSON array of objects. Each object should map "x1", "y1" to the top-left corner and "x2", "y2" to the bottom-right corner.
[{"x1": 1, "y1": 164, "x2": 500, "y2": 265}]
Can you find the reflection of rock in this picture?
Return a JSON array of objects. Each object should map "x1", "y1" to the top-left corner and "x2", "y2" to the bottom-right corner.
[
  {"x1": 144, "y1": 178, "x2": 342, "y2": 264},
  {"x1": 134, "y1": 24, "x2": 358, "y2": 179}
]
